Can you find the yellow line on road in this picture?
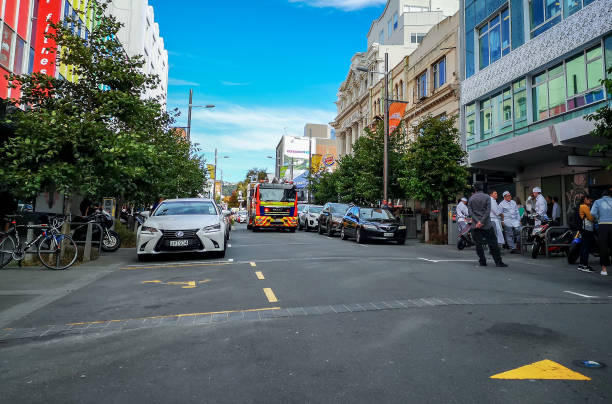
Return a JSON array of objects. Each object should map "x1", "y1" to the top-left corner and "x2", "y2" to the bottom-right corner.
[
  {"x1": 121, "y1": 262, "x2": 232, "y2": 270},
  {"x1": 255, "y1": 271, "x2": 265, "y2": 280},
  {"x1": 263, "y1": 288, "x2": 278, "y2": 303},
  {"x1": 250, "y1": 262, "x2": 257, "y2": 267},
  {"x1": 66, "y1": 307, "x2": 281, "y2": 326}
]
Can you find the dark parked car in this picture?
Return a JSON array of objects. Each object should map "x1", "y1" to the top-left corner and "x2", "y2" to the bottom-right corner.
[
  {"x1": 318, "y1": 202, "x2": 350, "y2": 236},
  {"x1": 340, "y1": 206, "x2": 406, "y2": 244}
]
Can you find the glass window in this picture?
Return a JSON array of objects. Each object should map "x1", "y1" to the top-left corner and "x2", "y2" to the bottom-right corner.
[
  {"x1": 411, "y1": 33, "x2": 426, "y2": 44},
  {"x1": 393, "y1": 12, "x2": 398, "y2": 30},
  {"x1": 513, "y1": 79, "x2": 527, "y2": 128},
  {"x1": 501, "y1": 8, "x2": 510, "y2": 56},
  {"x1": 587, "y1": 58, "x2": 603, "y2": 89},
  {"x1": 605, "y1": 34, "x2": 612, "y2": 74},
  {"x1": 489, "y1": 23, "x2": 501, "y2": 63},
  {"x1": 549, "y1": 75, "x2": 566, "y2": 117},
  {"x1": 479, "y1": 30, "x2": 489, "y2": 69},
  {"x1": 564, "y1": 0, "x2": 582, "y2": 18},
  {"x1": 433, "y1": 58, "x2": 446, "y2": 89},
  {"x1": 417, "y1": 71, "x2": 427, "y2": 98},
  {"x1": 479, "y1": 9, "x2": 510, "y2": 70},
  {"x1": 510, "y1": 0, "x2": 525, "y2": 48},
  {"x1": 153, "y1": 201, "x2": 219, "y2": 216},
  {"x1": 388, "y1": 20, "x2": 392, "y2": 38},
  {"x1": 531, "y1": 0, "x2": 562, "y2": 37},
  {"x1": 466, "y1": 29, "x2": 475, "y2": 78},
  {"x1": 566, "y1": 53, "x2": 586, "y2": 97},
  {"x1": 466, "y1": 103, "x2": 476, "y2": 145},
  {"x1": 28, "y1": 46, "x2": 34, "y2": 74},
  {"x1": 12, "y1": 37, "x2": 25, "y2": 75},
  {"x1": 533, "y1": 81, "x2": 549, "y2": 121},
  {"x1": 379, "y1": 30, "x2": 384, "y2": 44},
  {"x1": 480, "y1": 98, "x2": 491, "y2": 139},
  {"x1": 0, "y1": 26, "x2": 15, "y2": 70}
]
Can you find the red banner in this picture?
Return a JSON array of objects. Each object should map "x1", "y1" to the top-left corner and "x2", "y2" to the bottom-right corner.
[
  {"x1": 33, "y1": 0, "x2": 62, "y2": 76},
  {"x1": 388, "y1": 102, "x2": 408, "y2": 134}
]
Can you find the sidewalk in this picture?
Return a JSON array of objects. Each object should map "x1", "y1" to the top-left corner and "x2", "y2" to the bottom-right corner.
[{"x1": 0, "y1": 248, "x2": 134, "y2": 329}]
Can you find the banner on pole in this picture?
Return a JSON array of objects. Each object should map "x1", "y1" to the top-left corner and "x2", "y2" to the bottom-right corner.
[
  {"x1": 388, "y1": 102, "x2": 408, "y2": 134},
  {"x1": 207, "y1": 164, "x2": 215, "y2": 180}
]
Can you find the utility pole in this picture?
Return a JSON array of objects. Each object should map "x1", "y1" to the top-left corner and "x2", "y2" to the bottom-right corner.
[
  {"x1": 383, "y1": 52, "x2": 389, "y2": 206},
  {"x1": 187, "y1": 89, "x2": 193, "y2": 142},
  {"x1": 213, "y1": 148, "x2": 218, "y2": 201},
  {"x1": 308, "y1": 128, "x2": 312, "y2": 203}
]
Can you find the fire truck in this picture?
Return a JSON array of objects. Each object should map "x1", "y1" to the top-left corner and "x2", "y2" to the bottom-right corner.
[{"x1": 246, "y1": 181, "x2": 298, "y2": 232}]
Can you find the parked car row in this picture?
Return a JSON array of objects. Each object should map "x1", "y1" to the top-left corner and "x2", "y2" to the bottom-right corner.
[{"x1": 298, "y1": 203, "x2": 407, "y2": 245}]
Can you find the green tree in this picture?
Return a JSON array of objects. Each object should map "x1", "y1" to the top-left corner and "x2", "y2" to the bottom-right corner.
[
  {"x1": 309, "y1": 170, "x2": 339, "y2": 204},
  {"x1": 227, "y1": 191, "x2": 240, "y2": 208},
  {"x1": 587, "y1": 67, "x2": 612, "y2": 169},
  {"x1": 399, "y1": 116, "x2": 469, "y2": 235},
  {"x1": 0, "y1": 0, "x2": 206, "y2": 207}
]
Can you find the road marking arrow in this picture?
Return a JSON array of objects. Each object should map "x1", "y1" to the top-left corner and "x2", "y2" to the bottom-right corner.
[{"x1": 490, "y1": 359, "x2": 590, "y2": 380}]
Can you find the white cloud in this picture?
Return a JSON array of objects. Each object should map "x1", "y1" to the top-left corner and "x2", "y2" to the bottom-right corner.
[
  {"x1": 189, "y1": 104, "x2": 335, "y2": 153},
  {"x1": 220, "y1": 81, "x2": 251, "y2": 86},
  {"x1": 168, "y1": 78, "x2": 200, "y2": 87},
  {"x1": 289, "y1": 0, "x2": 385, "y2": 11}
]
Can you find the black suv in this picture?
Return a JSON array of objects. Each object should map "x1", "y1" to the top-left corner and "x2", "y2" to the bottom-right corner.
[
  {"x1": 318, "y1": 202, "x2": 350, "y2": 236},
  {"x1": 340, "y1": 206, "x2": 406, "y2": 244}
]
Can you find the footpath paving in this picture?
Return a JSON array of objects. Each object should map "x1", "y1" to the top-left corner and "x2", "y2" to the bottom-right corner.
[{"x1": 0, "y1": 248, "x2": 134, "y2": 329}]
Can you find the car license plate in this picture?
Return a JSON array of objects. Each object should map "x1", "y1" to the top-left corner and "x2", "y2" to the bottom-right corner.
[
  {"x1": 169, "y1": 240, "x2": 189, "y2": 247},
  {"x1": 384, "y1": 232, "x2": 394, "y2": 237}
]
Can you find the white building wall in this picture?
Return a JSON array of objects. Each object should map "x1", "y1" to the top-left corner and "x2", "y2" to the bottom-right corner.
[{"x1": 109, "y1": 0, "x2": 169, "y2": 104}]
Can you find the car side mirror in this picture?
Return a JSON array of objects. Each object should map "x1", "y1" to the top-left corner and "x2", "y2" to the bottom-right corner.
[{"x1": 140, "y1": 211, "x2": 150, "y2": 218}]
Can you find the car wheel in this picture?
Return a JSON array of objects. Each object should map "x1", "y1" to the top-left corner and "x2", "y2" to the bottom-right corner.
[
  {"x1": 137, "y1": 254, "x2": 147, "y2": 262},
  {"x1": 340, "y1": 226, "x2": 348, "y2": 240}
]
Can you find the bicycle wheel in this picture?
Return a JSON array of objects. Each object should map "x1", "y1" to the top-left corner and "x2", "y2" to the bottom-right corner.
[
  {"x1": 37, "y1": 234, "x2": 79, "y2": 270},
  {"x1": 0, "y1": 234, "x2": 16, "y2": 268}
]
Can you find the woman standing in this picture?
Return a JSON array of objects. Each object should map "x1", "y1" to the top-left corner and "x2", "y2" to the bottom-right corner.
[
  {"x1": 591, "y1": 190, "x2": 612, "y2": 276},
  {"x1": 578, "y1": 195, "x2": 595, "y2": 272}
]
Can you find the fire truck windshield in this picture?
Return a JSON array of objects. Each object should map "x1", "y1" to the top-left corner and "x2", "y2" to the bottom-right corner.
[{"x1": 259, "y1": 188, "x2": 296, "y2": 202}]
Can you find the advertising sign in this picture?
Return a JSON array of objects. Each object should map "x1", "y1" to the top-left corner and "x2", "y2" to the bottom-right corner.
[
  {"x1": 33, "y1": 0, "x2": 63, "y2": 76},
  {"x1": 281, "y1": 136, "x2": 316, "y2": 179},
  {"x1": 323, "y1": 154, "x2": 335, "y2": 167},
  {"x1": 207, "y1": 164, "x2": 216, "y2": 180},
  {"x1": 388, "y1": 102, "x2": 408, "y2": 134},
  {"x1": 215, "y1": 181, "x2": 222, "y2": 196}
]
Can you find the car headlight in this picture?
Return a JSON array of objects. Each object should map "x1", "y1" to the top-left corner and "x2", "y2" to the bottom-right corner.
[
  {"x1": 363, "y1": 224, "x2": 378, "y2": 230},
  {"x1": 202, "y1": 223, "x2": 221, "y2": 233},
  {"x1": 398, "y1": 225, "x2": 406, "y2": 230},
  {"x1": 140, "y1": 226, "x2": 159, "y2": 234}
]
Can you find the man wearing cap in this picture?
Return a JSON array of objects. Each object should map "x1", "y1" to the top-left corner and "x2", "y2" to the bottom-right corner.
[
  {"x1": 456, "y1": 197, "x2": 470, "y2": 233},
  {"x1": 468, "y1": 184, "x2": 507, "y2": 267},
  {"x1": 499, "y1": 191, "x2": 521, "y2": 253},
  {"x1": 533, "y1": 187, "x2": 548, "y2": 225}
]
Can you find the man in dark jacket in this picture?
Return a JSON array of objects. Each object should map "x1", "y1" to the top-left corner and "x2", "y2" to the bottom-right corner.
[{"x1": 468, "y1": 184, "x2": 507, "y2": 267}]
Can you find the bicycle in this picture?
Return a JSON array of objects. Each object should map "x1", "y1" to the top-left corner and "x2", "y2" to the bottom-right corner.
[{"x1": 0, "y1": 215, "x2": 79, "y2": 270}]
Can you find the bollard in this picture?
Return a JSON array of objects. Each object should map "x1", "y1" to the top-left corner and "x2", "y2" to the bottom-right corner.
[
  {"x1": 424, "y1": 220, "x2": 430, "y2": 242},
  {"x1": 83, "y1": 222, "x2": 93, "y2": 262}
]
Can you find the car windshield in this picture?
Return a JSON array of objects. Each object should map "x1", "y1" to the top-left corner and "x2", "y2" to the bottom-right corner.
[
  {"x1": 153, "y1": 201, "x2": 218, "y2": 216},
  {"x1": 331, "y1": 204, "x2": 350, "y2": 214},
  {"x1": 259, "y1": 187, "x2": 296, "y2": 202},
  {"x1": 360, "y1": 208, "x2": 394, "y2": 220},
  {"x1": 309, "y1": 206, "x2": 323, "y2": 214}
]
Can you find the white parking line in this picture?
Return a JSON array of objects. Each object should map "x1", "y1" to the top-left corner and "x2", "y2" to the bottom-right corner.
[{"x1": 564, "y1": 290, "x2": 598, "y2": 298}]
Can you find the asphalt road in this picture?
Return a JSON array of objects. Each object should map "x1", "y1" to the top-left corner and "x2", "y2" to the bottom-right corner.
[{"x1": 1, "y1": 224, "x2": 611, "y2": 403}]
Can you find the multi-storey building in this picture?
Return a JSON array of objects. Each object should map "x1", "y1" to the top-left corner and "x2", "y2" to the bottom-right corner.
[
  {"x1": 332, "y1": 0, "x2": 458, "y2": 156},
  {"x1": 460, "y1": 0, "x2": 612, "y2": 220},
  {"x1": 0, "y1": 0, "x2": 167, "y2": 104}
]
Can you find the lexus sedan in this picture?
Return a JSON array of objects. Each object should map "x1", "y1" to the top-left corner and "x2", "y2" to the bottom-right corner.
[
  {"x1": 340, "y1": 206, "x2": 406, "y2": 244},
  {"x1": 318, "y1": 202, "x2": 350, "y2": 236},
  {"x1": 298, "y1": 204, "x2": 323, "y2": 231},
  {"x1": 136, "y1": 198, "x2": 227, "y2": 261}
]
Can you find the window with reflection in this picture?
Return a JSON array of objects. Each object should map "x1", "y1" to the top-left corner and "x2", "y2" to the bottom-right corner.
[{"x1": 479, "y1": 8, "x2": 510, "y2": 70}]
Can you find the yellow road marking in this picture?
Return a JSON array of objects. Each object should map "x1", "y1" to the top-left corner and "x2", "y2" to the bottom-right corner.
[
  {"x1": 142, "y1": 279, "x2": 210, "y2": 288},
  {"x1": 198, "y1": 279, "x2": 211, "y2": 284},
  {"x1": 490, "y1": 360, "x2": 591, "y2": 380},
  {"x1": 250, "y1": 262, "x2": 256, "y2": 267},
  {"x1": 66, "y1": 307, "x2": 282, "y2": 326},
  {"x1": 142, "y1": 280, "x2": 163, "y2": 284},
  {"x1": 263, "y1": 288, "x2": 278, "y2": 303},
  {"x1": 121, "y1": 262, "x2": 232, "y2": 270},
  {"x1": 255, "y1": 271, "x2": 265, "y2": 280}
]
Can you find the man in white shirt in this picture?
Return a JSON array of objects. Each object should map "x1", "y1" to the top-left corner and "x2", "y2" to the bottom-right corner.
[
  {"x1": 533, "y1": 187, "x2": 548, "y2": 225},
  {"x1": 490, "y1": 190, "x2": 505, "y2": 246},
  {"x1": 551, "y1": 196, "x2": 561, "y2": 225},
  {"x1": 499, "y1": 191, "x2": 521, "y2": 253},
  {"x1": 456, "y1": 197, "x2": 469, "y2": 233}
]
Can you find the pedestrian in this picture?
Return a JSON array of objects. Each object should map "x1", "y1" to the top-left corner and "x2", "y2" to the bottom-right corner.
[
  {"x1": 532, "y1": 187, "x2": 548, "y2": 225},
  {"x1": 152, "y1": 196, "x2": 163, "y2": 212},
  {"x1": 590, "y1": 190, "x2": 612, "y2": 276},
  {"x1": 578, "y1": 194, "x2": 596, "y2": 272},
  {"x1": 467, "y1": 184, "x2": 507, "y2": 267},
  {"x1": 489, "y1": 190, "x2": 505, "y2": 247},
  {"x1": 546, "y1": 195, "x2": 554, "y2": 220},
  {"x1": 456, "y1": 197, "x2": 469, "y2": 233},
  {"x1": 499, "y1": 191, "x2": 521, "y2": 253},
  {"x1": 551, "y1": 196, "x2": 561, "y2": 225}
]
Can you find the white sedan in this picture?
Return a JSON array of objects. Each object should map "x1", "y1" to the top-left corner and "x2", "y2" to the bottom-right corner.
[{"x1": 137, "y1": 199, "x2": 227, "y2": 261}]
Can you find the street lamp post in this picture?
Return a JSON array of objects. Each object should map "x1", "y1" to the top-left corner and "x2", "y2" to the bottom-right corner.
[
  {"x1": 355, "y1": 52, "x2": 408, "y2": 207},
  {"x1": 186, "y1": 88, "x2": 215, "y2": 142},
  {"x1": 212, "y1": 148, "x2": 230, "y2": 201}
]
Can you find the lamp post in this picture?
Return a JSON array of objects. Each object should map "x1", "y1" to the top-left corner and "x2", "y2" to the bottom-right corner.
[
  {"x1": 355, "y1": 52, "x2": 408, "y2": 207},
  {"x1": 212, "y1": 148, "x2": 230, "y2": 201},
  {"x1": 186, "y1": 88, "x2": 215, "y2": 142}
]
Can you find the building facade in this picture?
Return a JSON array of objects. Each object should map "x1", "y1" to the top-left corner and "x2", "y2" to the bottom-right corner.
[
  {"x1": 332, "y1": 0, "x2": 459, "y2": 157},
  {"x1": 460, "y1": 0, "x2": 612, "y2": 220},
  {"x1": 0, "y1": 0, "x2": 167, "y2": 103}
]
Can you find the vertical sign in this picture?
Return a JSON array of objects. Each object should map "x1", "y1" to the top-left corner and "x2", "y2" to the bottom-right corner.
[
  {"x1": 388, "y1": 102, "x2": 408, "y2": 134},
  {"x1": 33, "y1": 0, "x2": 62, "y2": 76}
]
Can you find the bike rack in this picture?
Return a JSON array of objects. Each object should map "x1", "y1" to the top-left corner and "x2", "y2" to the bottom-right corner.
[
  {"x1": 543, "y1": 226, "x2": 573, "y2": 258},
  {"x1": 68, "y1": 222, "x2": 104, "y2": 259}
]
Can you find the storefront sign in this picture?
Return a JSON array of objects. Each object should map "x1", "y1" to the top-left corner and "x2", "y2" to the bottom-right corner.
[
  {"x1": 323, "y1": 154, "x2": 335, "y2": 167},
  {"x1": 33, "y1": 0, "x2": 62, "y2": 76}
]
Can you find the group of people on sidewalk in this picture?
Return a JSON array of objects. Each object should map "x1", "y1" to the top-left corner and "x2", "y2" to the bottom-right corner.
[
  {"x1": 457, "y1": 184, "x2": 612, "y2": 276},
  {"x1": 577, "y1": 191, "x2": 612, "y2": 276}
]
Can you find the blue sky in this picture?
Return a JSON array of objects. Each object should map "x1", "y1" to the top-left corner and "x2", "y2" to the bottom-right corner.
[{"x1": 149, "y1": 0, "x2": 386, "y2": 182}]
